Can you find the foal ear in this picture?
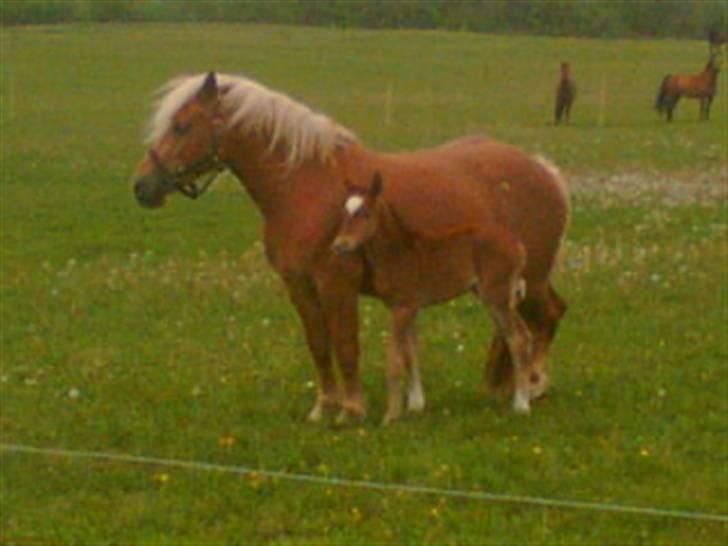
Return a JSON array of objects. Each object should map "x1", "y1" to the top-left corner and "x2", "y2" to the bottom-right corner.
[
  {"x1": 370, "y1": 172, "x2": 383, "y2": 198},
  {"x1": 198, "y1": 71, "x2": 219, "y2": 103}
]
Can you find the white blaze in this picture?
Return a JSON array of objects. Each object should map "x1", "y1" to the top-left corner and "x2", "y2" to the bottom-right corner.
[{"x1": 345, "y1": 195, "x2": 364, "y2": 216}]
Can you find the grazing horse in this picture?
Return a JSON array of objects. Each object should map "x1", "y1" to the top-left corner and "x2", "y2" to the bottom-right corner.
[
  {"x1": 554, "y1": 62, "x2": 576, "y2": 125},
  {"x1": 332, "y1": 164, "x2": 568, "y2": 424},
  {"x1": 655, "y1": 55, "x2": 720, "y2": 122},
  {"x1": 132, "y1": 71, "x2": 568, "y2": 424}
]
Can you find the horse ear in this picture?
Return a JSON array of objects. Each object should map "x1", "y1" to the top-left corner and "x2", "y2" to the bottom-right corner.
[
  {"x1": 370, "y1": 172, "x2": 383, "y2": 197},
  {"x1": 198, "y1": 71, "x2": 218, "y2": 103}
]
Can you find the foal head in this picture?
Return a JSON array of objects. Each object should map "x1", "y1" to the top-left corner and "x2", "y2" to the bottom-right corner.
[{"x1": 331, "y1": 172, "x2": 383, "y2": 254}]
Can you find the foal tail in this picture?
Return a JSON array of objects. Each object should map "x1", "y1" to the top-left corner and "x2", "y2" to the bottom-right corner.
[{"x1": 655, "y1": 75, "x2": 672, "y2": 113}]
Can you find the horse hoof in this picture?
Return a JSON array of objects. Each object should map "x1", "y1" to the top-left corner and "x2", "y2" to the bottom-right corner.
[
  {"x1": 406, "y1": 393, "x2": 426, "y2": 413},
  {"x1": 513, "y1": 393, "x2": 531, "y2": 414}
]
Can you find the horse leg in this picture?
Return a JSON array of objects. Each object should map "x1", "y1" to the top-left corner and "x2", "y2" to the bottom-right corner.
[
  {"x1": 484, "y1": 333, "x2": 513, "y2": 396},
  {"x1": 285, "y1": 277, "x2": 338, "y2": 422},
  {"x1": 383, "y1": 306, "x2": 418, "y2": 425},
  {"x1": 701, "y1": 96, "x2": 712, "y2": 120},
  {"x1": 474, "y1": 234, "x2": 532, "y2": 413},
  {"x1": 317, "y1": 274, "x2": 365, "y2": 424},
  {"x1": 403, "y1": 316, "x2": 425, "y2": 413},
  {"x1": 668, "y1": 96, "x2": 679, "y2": 122}
]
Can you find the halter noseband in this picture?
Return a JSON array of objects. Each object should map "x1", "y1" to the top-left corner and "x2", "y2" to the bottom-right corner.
[{"x1": 147, "y1": 138, "x2": 226, "y2": 200}]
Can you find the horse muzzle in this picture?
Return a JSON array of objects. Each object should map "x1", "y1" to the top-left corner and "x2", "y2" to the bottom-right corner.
[{"x1": 133, "y1": 173, "x2": 168, "y2": 209}]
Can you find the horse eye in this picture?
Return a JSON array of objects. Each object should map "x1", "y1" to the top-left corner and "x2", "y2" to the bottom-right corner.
[{"x1": 172, "y1": 122, "x2": 191, "y2": 135}]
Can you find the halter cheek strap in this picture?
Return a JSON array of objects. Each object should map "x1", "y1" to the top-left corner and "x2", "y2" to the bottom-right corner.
[{"x1": 147, "y1": 135, "x2": 226, "y2": 200}]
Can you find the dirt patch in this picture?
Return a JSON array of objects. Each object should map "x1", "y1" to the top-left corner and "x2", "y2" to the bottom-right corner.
[{"x1": 568, "y1": 167, "x2": 726, "y2": 207}]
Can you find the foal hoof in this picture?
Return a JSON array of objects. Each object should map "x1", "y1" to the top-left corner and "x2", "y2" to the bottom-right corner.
[{"x1": 335, "y1": 405, "x2": 367, "y2": 426}]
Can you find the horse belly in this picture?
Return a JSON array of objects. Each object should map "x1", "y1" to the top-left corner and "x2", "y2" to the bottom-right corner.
[{"x1": 380, "y1": 240, "x2": 475, "y2": 306}]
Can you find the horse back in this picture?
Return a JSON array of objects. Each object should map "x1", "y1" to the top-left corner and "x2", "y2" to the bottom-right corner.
[{"x1": 367, "y1": 137, "x2": 569, "y2": 279}]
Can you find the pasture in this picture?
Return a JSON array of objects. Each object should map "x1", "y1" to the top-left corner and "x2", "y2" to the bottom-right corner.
[{"x1": 1, "y1": 24, "x2": 726, "y2": 543}]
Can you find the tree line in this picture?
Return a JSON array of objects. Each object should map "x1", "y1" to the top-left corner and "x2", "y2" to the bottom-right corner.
[{"x1": 2, "y1": 0, "x2": 725, "y2": 40}]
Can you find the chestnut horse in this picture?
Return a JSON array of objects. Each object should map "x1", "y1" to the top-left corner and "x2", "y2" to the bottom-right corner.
[
  {"x1": 655, "y1": 55, "x2": 720, "y2": 122},
  {"x1": 554, "y1": 62, "x2": 576, "y2": 125},
  {"x1": 132, "y1": 72, "x2": 568, "y2": 424},
  {"x1": 332, "y1": 165, "x2": 568, "y2": 424}
]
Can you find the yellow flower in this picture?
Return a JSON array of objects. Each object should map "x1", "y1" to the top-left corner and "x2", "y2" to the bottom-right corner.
[
  {"x1": 218, "y1": 436, "x2": 236, "y2": 448},
  {"x1": 153, "y1": 472, "x2": 171, "y2": 486}
]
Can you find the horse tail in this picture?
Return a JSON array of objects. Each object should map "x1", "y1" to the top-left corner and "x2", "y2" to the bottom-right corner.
[{"x1": 655, "y1": 75, "x2": 671, "y2": 113}]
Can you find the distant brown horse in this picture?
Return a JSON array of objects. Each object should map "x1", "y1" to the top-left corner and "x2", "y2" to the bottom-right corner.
[
  {"x1": 332, "y1": 164, "x2": 568, "y2": 424},
  {"x1": 554, "y1": 62, "x2": 576, "y2": 125},
  {"x1": 655, "y1": 55, "x2": 720, "y2": 122},
  {"x1": 133, "y1": 72, "x2": 569, "y2": 425}
]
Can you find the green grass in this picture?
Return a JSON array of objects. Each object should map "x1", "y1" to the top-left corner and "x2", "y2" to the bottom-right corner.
[{"x1": 1, "y1": 24, "x2": 726, "y2": 544}]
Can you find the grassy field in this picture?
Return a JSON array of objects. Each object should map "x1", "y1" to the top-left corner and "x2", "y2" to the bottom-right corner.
[{"x1": 1, "y1": 24, "x2": 726, "y2": 544}]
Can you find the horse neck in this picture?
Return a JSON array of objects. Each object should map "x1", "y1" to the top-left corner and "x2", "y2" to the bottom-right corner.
[{"x1": 216, "y1": 128, "x2": 308, "y2": 219}]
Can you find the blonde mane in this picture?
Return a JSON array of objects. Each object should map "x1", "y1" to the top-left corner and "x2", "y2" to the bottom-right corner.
[{"x1": 146, "y1": 73, "x2": 357, "y2": 168}]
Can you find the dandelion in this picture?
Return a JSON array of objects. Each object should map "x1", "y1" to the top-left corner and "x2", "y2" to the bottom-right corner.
[
  {"x1": 351, "y1": 507, "x2": 363, "y2": 522},
  {"x1": 248, "y1": 471, "x2": 266, "y2": 489},
  {"x1": 153, "y1": 472, "x2": 171, "y2": 486},
  {"x1": 68, "y1": 387, "x2": 81, "y2": 400},
  {"x1": 532, "y1": 445, "x2": 543, "y2": 455},
  {"x1": 640, "y1": 448, "x2": 651, "y2": 457},
  {"x1": 218, "y1": 436, "x2": 235, "y2": 449}
]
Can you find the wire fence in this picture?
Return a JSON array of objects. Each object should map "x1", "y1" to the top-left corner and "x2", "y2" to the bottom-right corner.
[{"x1": 2, "y1": 442, "x2": 727, "y2": 524}]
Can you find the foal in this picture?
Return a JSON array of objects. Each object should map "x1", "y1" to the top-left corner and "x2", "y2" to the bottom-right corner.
[
  {"x1": 333, "y1": 173, "x2": 548, "y2": 424},
  {"x1": 555, "y1": 62, "x2": 576, "y2": 125}
]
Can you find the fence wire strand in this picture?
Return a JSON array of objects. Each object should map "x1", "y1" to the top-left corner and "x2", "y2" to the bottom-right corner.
[{"x1": 1, "y1": 442, "x2": 726, "y2": 524}]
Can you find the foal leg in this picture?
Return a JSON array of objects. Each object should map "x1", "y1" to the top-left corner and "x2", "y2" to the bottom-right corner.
[
  {"x1": 403, "y1": 319, "x2": 425, "y2": 412},
  {"x1": 383, "y1": 306, "x2": 418, "y2": 425},
  {"x1": 286, "y1": 277, "x2": 337, "y2": 422}
]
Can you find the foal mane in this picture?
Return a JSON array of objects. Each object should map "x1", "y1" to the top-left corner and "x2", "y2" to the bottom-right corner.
[{"x1": 146, "y1": 73, "x2": 358, "y2": 168}]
